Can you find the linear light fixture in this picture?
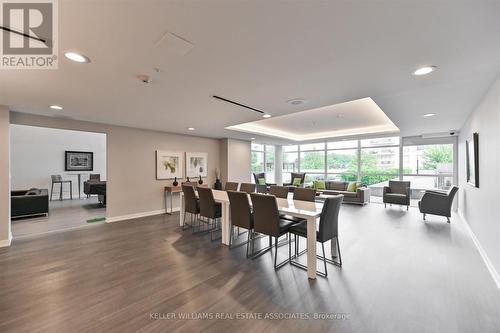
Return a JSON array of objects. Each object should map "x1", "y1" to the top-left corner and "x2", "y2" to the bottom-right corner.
[{"x1": 212, "y1": 95, "x2": 265, "y2": 115}]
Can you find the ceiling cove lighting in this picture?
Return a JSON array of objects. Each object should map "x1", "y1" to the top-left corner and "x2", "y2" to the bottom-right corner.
[
  {"x1": 64, "y1": 52, "x2": 90, "y2": 63},
  {"x1": 423, "y1": 113, "x2": 436, "y2": 117},
  {"x1": 413, "y1": 66, "x2": 436, "y2": 76},
  {"x1": 49, "y1": 105, "x2": 63, "y2": 110}
]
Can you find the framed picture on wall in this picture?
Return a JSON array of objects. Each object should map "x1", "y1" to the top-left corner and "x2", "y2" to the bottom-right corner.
[
  {"x1": 156, "y1": 151, "x2": 183, "y2": 180},
  {"x1": 466, "y1": 132, "x2": 479, "y2": 188},
  {"x1": 65, "y1": 151, "x2": 93, "y2": 171},
  {"x1": 186, "y1": 152, "x2": 208, "y2": 178}
]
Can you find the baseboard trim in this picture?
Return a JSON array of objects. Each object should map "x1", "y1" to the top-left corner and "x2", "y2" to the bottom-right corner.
[
  {"x1": 459, "y1": 212, "x2": 500, "y2": 292},
  {"x1": 0, "y1": 232, "x2": 13, "y2": 247},
  {"x1": 106, "y1": 207, "x2": 179, "y2": 223}
]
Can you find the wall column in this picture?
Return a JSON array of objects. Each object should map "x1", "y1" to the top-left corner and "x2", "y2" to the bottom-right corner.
[
  {"x1": 275, "y1": 145, "x2": 283, "y2": 185},
  {"x1": 0, "y1": 106, "x2": 11, "y2": 247}
]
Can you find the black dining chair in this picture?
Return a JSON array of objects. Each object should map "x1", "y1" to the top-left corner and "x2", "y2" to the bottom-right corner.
[
  {"x1": 268, "y1": 185, "x2": 289, "y2": 199},
  {"x1": 256, "y1": 184, "x2": 268, "y2": 193},
  {"x1": 50, "y1": 175, "x2": 72, "y2": 201},
  {"x1": 282, "y1": 187, "x2": 317, "y2": 224},
  {"x1": 289, "y1": 195, "x2": 344, "y2": 277},
  {"x1": 250, "y1": 193, "x2": 295, "y2": 270},
  {"x1": 182, "y1": 184, "x2": 199, "y2": 231},
  {"x1": 227, "y1": 190, "x2": 253, "y2": 256},
  {"x1": 224, "y1": 182, "x2": 239, "y2": 191},
  {"x1": 239, "y1": 183, "x2": 256, "y2": 194},
  {"x1": 197, "y1": 187, "x2": 222, "y2": 241}
]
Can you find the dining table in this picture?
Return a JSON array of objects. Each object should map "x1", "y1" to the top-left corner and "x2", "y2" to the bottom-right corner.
[{"x1": 179, "y1": 189, "x2": 338, "y2": 280}]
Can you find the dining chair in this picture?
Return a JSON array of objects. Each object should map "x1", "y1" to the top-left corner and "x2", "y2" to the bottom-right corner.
[
  {"x1": 182, "y1": 184, "x2": 199, "y2": 231},
  {"x1": 256, "y1": 184, "x2": 268, "y2": 193},
  {"x1": 282, "y1": 187, "x2": 317, "y2": 224},
  {"x1": 289, "y1": 195, "x2": 344, "y2": 277},
  {"x1": 239, "y1": 183, "x2": 256, "y2": 194},
  {"x1": 50, "y1": 175, "x2": 73, "y2": 201},
  {"x1": 197, "y1": 187, "x2": 222, "y2": 241},
  {"x1": 268, "y1": 185, "x2": 288, "y2": 199},
  {"x1": 224, "y1": 182, "x2": 239, "y2": 191},
  {"x1": 227, "y1": 190, "x2": 253, "y2": 256},
  {"x1": 250, "y1": 193, "x2": 295, "y2": 270}
]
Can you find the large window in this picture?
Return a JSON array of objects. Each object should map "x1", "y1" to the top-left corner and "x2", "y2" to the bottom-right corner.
[
  {"x1": 283, "y1": 145, "x2": 298, "y2": 183},
  {"x1": 251, "y1": 143, "x2": 275, "y2": 183},
  {"x1": 403, "y1": 143, "x2": 454, "y2": 196}
]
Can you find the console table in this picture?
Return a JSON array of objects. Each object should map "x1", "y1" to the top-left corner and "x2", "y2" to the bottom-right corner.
[{"x1": 164, "y1": 186, "x2": 182, "y2": 215}]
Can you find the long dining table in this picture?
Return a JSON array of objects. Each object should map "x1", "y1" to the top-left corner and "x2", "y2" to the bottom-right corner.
[{"x1": 179, "y1": 189, "x2": 338, "y2": 280}]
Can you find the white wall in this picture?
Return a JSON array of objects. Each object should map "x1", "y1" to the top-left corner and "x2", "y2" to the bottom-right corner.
[
  {"x1": 458, "y1": 74, "x2": 500, "y2": 276},
  {"x1": 219, "y1": 139, "x2": 251, "y2": 184},
  {"x1": 10, "y1": 125, "x2": 107, "y2": 198},
  {"x1": 0, "y1": 106, "x2": 11, "y2": 246}
]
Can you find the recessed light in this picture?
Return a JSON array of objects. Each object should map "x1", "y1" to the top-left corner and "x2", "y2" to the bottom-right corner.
[
  {"x1": 49, "y1": 105, "x2": 63, "y2": 110},
  {"x1": 262, "y1": 114, "x2": 272, "y2": 118},
  {"x1": 287, "y1": 98, "x2": 306, "y2": 106},
  {"x1": 413, "y1": 66, "x2": 436, "y2": 76},
  {"x1": 423, "y1": 113, "x2": 436, "y2": 117},
  {"x1": 251, "y1": 137, "x2": 256, "y2": 140},
  {"x1": 188, "y1": 127, "x2": 195, "y2": 131},
  {"x1": 64, "y1": 52, "x2": 90, "y2": 63}
]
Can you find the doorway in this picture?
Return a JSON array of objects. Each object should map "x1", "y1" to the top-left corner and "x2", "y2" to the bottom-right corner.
[{"x1": 10, "y1": 125, "x2": 107, "y2": 238}]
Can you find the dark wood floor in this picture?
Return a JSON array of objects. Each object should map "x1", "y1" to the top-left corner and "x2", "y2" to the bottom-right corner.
[{"x1": 1, "y1": 204, "x2": 500, "y2": 333}]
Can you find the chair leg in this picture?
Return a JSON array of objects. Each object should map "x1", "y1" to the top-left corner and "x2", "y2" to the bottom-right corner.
[
  {"x1": 246, "y1": 229, "x2": 251, "y2": 257},
  {"x1": 447, "y1": 217, "x2": 450, "y2": 223},
  {"x1": 384, "y1": 203, "x2": 386, "y2": 208},
  {"x1": 60, "y1": 183, "x2": 63, "y2": 201},
  {"x1": 322, "y1": 243, "x2": 328, "y2": 277},
  {"x1": 50, "y1": 182, "x2": 54, "y2": 201},
  {"x1": 229, "y1": 225, "x2": 233, "y2": 247},
  {"x1": 407, "y1": 205, "x2": 409, "y2": 211},
  {"x1": 423, "y1": 213, "x2": 426, "y2": 221},
  {"x1": 274, "y1": 238, "x2": 278, "y2": 269},
  {"x1": 337, "y1": 237, "x2": 342, "y2": 267},
  {"x1": 70, "y1": 182, "x2": 73, "y2": 200}
]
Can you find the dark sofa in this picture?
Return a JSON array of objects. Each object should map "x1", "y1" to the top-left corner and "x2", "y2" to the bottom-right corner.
[
  {"x1": 84, "y1": 180, "x2": 106, "y2": 205},
  {"x1": 316, "y1": 181, "x2": 370, "y2": 205},
  {"x1": 11, "y1": 189, "x2": 49, "y2": 218}
]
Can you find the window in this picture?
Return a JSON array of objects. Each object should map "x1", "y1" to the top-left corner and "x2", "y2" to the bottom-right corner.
[
  {"x1": 327, "y1": 140, "x2": 358, "y2": 150},
  {"x1": 299, "y1": 151, "x2": 325, "y2": 174},
  {"x1": 403, "y1": 144, "x2": 454, "y2": 200},
  {"x1": 251, "y1": 143, "x2": 275, "y2": 183},
  {"x1": 360, "y1": 146, "x2": 399, "y2": 186},
  {"x1": 360, "y1": 136, "x2": 400, "y2": 147},
  {"x1": 265, "y1": 145, "x2": 275, "y2": 183},
  {"x1": 300, "y1": 142, "x2": 325, "y2": 151},
  {"x1": 283, "y1": 146, "x2": 298, "y2": 183}
]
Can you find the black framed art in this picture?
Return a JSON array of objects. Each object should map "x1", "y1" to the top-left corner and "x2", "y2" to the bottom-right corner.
[
  {"x1": 65, "y1": 151, "x2": 94, "y2": 171},
  {"x1": 466, "y1": 132, "x2": 479, "y2": 188}
]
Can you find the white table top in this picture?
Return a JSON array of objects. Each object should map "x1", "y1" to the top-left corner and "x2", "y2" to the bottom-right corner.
[{"x1": 210, "y1": 189, "x2": 322, "y2": 219}]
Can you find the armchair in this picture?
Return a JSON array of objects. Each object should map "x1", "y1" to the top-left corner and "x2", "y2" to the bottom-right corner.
[
  {"x1": 383, "y1": 180, "x2": 410, "y2": 210},
  {"x1": 252, "y1": 172, "x2": 275, "y2": 187},
  {"x1": 283, "y1": 172, "x2": 306, "y2": 191},
  {"x1": 418, "y1": 186, "x2": 458, "y2": 223}
]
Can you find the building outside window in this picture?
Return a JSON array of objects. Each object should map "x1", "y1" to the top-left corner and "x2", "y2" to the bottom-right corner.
[{"x1": 251, "y1": 143, "x2": 275, "y2": 183}]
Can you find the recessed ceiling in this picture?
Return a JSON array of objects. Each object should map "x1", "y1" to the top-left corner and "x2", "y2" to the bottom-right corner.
[
  {"x1": 1, "y1": 1, "x2": 500, "y2": 144},
  {"x1": 226, "y1": 98, "x2": 399, "y2": 141}
]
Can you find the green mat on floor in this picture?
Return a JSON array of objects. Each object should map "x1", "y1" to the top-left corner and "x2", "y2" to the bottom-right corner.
[{"x1": 87, "y1": 217, "x2": 106, "y2": 223}]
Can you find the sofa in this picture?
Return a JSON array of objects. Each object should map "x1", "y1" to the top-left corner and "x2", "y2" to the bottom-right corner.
[
  {"x1": 315, "y1": 181, "x2": 370, "y2": 205},
  {"x1": 84, "y1": 180, "x2": 106, "y2": 205},
  {"x1": 11, "y1": 189, "x2": 49, "y2": 218}
]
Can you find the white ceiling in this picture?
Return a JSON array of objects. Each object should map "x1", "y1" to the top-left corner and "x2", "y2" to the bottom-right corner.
[
  {"x1": 1, "y1": 0, "x2": 500, "y2": 145},
  {"x1": 227, "y1": 97, "x2": 399, "y2": 141}
]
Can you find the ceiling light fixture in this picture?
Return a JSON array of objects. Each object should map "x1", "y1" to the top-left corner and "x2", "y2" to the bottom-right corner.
[
  {"x1": 49, "y1": 105, "x2": 63, "y2": 110},
  {"x1": 188, "y1": 127, "x2": 195, "y2": 131},
  {"x1": 251, "y1": 137, "x2": 255, "y2": 140},
  {"x1": 262, "y1": 114, "x2": 272, "y2": 118},
  {"x1": 413, "y1": 66, "x2": 436, "y2": 76},
  {"x1": 423, "y1": 113, "x2": 436, "y2": 117},
  {"x1": 64, "y1": 52, "x2": 90, "y2": 63}
]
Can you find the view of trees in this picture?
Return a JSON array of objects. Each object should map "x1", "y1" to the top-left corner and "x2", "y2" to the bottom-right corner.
[{"x1": 422, "y1": 145, "x2": 453, "y2": 170}]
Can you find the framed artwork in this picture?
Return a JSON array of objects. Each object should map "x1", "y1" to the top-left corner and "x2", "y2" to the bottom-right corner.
[
  {"x1": 186, "y1": 152, "x2": 208, "y2": 178},
  {"x1": 466, "y1": 132, "x2": 479, "y2": 188},
  {"x1": 65, "y1": 151, "x2": 93, "y2": 171},
  {"x1": 156, "y1": 151, "x2": 183, "y2": 180}
]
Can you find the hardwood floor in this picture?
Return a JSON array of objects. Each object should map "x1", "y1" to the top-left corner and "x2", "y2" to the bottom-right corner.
[
  {"x1": 11, "y1": 197, "x2": 106, "y2": 238},
  {"x1": 1, "y1": 203, "x2": 499, "y2": 333}
]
